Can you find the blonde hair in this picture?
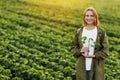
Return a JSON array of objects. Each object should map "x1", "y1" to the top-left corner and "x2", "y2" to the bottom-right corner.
[{"x1": 83, "y1": 7, "x2": 99, "y2": 26}]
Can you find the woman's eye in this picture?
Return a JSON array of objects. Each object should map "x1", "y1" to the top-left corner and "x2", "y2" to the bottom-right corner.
[
  {"x1": 91, "y1": 15, "x2": 94, "y2": 17},
  {"x1": 85, "y1": 15, "x2": 94, "y2": 17},
  {"x1": 85, "y1": 15, "x2": 89, "y2": 17}
]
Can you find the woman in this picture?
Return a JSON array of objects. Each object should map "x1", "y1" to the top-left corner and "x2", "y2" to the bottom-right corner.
[{"x1": 71, "y1": 7, "x2": 109, "y2": 80}]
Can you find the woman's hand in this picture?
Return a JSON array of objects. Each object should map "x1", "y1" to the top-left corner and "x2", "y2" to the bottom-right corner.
[
  {"x1": 82, "y1": 54, "x2": 95, "y2": 58},
  {"x1": 80, "y1": 47, "x2": 89, "y2": 53},
  {"x1": 80, "y1": 47, "x2": 95, "y2": 58}
]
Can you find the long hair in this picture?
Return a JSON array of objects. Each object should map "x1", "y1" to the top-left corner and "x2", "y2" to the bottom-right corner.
[{"x1": 83, "y1": 7, "x2": 99, "y2": 26}]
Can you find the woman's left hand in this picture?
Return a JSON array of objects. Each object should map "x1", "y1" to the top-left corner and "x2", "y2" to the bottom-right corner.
[{"x1": 82, "y1": 54, "x2": 95, "y2": 58}]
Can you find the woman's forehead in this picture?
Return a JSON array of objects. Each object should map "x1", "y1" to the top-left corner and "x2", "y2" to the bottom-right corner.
[{"x1": 85, "y1": 11, "x2": 94, "y2": 15}]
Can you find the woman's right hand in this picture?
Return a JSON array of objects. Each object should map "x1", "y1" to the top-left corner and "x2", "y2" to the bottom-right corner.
[{"x1": 80, "y1": 47, "x2": 89, "y2": 53}]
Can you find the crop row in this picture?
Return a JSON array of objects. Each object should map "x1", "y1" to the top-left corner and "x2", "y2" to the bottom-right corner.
[{"x1": 0, "y1": 18, "x2": 120, "y2": 79}]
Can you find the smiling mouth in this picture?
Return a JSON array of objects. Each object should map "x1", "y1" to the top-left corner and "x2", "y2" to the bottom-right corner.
[{"x1": 87, "y1": 20, "x2": 93, "y2": 22}]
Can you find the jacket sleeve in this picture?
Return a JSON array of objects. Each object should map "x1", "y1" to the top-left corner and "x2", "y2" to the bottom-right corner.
[
  {"x1": 70, "y1": 29, "x2": 81, "y2": 58},
  {"x1": 95, "y1": 32, "x2": 109, "y2": 60}
]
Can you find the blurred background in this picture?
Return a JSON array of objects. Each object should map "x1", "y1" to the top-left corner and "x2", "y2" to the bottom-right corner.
[{"x1": 0, "y1": 0, "x2": 120, "y2": 80}]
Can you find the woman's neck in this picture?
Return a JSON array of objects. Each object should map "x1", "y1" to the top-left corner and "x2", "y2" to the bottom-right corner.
[{"x1": 85, "y1": 25, "x2": 96, "y2": 30}]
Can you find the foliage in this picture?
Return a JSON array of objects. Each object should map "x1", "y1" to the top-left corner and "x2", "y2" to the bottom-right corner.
[{"x1": 0, "y1": 0, "x2": 120, "y2": 80}]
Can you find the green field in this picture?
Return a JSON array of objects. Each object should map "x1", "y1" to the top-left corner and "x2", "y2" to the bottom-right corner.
[{"x1": 0, "y1": 0, "x2": 120, "y2": 80}]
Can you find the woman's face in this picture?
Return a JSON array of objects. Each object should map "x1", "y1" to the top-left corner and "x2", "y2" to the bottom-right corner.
[{"x1": 85, "y1": 10, "x2": 95, "y2": 25}]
